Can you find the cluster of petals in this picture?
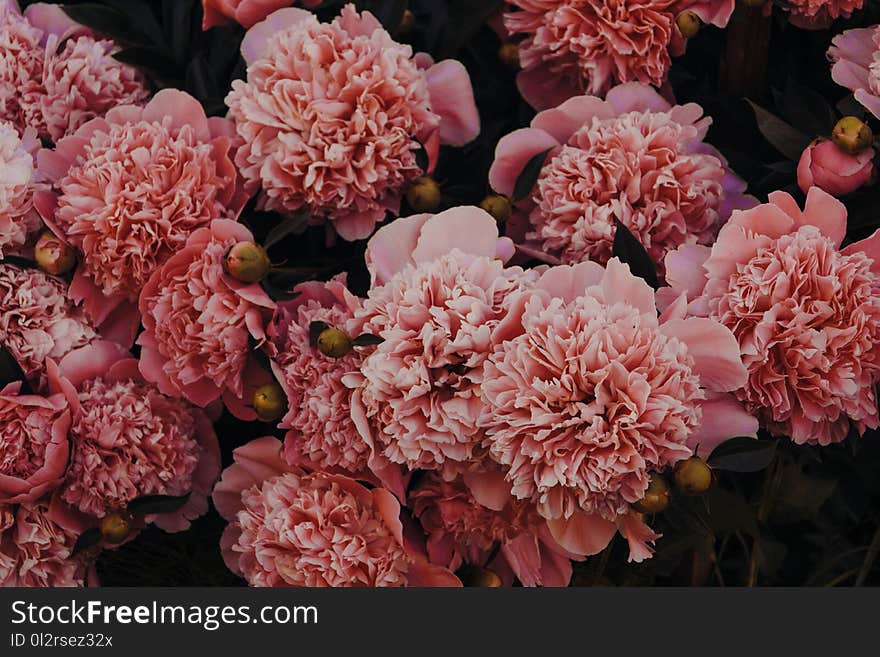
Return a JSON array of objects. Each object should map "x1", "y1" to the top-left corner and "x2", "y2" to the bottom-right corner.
[
  {"x1": 202, "y1": 0, "x2": 322, "y2": 30},
  {"x1": 829, "y1": 25, "x2": 880, "y2": 120},
  {"x1": 772, "y1": 0, "x2": 863, "y2": 30},
  {"x1": 226, "y1": 4, "x2": 480, "y2": 240},
  {"x1": 213, "y1": 436, "x2": 460, "y2": 587},
  {"x1": 501, "y1": 1, "x2": 735, "y2": 110},
  {"x1": 0, "y1": 120, "x2": 39, "y2": 256},
  {"x1": 661, "y1": 187, "x2": 880, "y2": 446},
  {"x1": 489, "y1": 83, "x2": 753, "y2": 274}
]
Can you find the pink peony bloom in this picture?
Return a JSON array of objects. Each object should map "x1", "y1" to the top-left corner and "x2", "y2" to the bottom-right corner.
[
  {"x1": 0, "y1": 262, "x2": 96, "y2": 387},
  {"x1": 213, "y1": 436, "x2": 461, "y2": 587},
  {"x1": 829, "y1": 26, "x2": 880, "y2": 120},
  {"x1": 0, "y1": 121, "x2": 40, "y2": 256},
  {"x1": 202, "y1": 0, "x2": 323, "y2": 30},
  {"x1": 502, "y1": 1, "x2": 735, "y2": 110},
  {"x1": 344, "y1": 207, "x2": 532, "y2": 476},
  {"x1": 35, "y1": 90, "x2": 249, "y2": 347},
  {"x1": 226, "y1": 5, "x2": 480, "y2": 241},
  {"x1": 0, "y1": 382, "x2": 70, "y2": 504},
  {"x1": 489, "y1": 83, "x2": 754, "y2": 274},
  {"x1": 662, "y1": 187, "x2": 880, "y2": 445},
  {"x1": 480, "y1": 258, "x2": 754, "y2": 561},
  {"x1": 137, "y1": 220, "x2": 275, "y2": 420},
  {"x1": 797, "y1": 139, "x2": 874, "y2": 197},
  {"x1": 0, "y1": 1, "x2": 43, "y2": 133},
  {"x1": 46, "y1": 341, "x2": 220, "y2": 532},
  {"x1": 0, "y1": 500, "x2": 90, "y2": 586},
  {"x1": 771, "y1": 0, "x2": 862, "y2": 29}
]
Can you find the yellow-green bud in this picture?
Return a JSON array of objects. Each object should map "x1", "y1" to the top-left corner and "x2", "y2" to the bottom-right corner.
[
  {"x1": 673, "y1": 457, "x2": 713, "y2": 496},
  {"x1": 397, "y1": 9, "x2": 415, "y2": 37},
  {"x1": 498, "y1": 42, "x2": 520, "y2": 70},
  {"x1": 253, "y1": 382, "x2": 287, "y2": 422},
  {"x1": 406, "y1": 177, "x2": 442, "y2": 213},
  {"x1": 34, "y1": 232, "x2": 76, "y2": 276},
  {"x1": 224, "y1": 241, "x2": 271, "y2": 284},
  {"x1": 479, "y1": 194, "x2": 513, "y2": 224},
  {"x1": 676, "y1": 11, "x2": 701, "y2": 39},
  {"x1": 832, "y1": 116, "x2": 874, "y2": 155},
  {"x1": 462, "y1": 567, "x2": 502, "y2": 587},
  {"x1": 100, "y1": 513, "x2": 132, "y2": 545},
  {"x1": 317, "y1": 327, "x2": 352, "y2": 359},
  {"x1": 632, "y1": 474, "x2": 671, "y2": 514}
]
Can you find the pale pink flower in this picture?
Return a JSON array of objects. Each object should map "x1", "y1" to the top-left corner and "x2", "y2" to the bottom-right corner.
[
  {"x1": 662, "y1": 187, "x2": 880, "y2": 446},
  {"x1": 0, "y1": 121, "x2": 40, "y2": 256},
  {"x1": 0, "y1": 500, "x2": 90, "y2": 587},
  {"x1": 0, "y1": 263, "x2": 96, "y2": 387},
  {"x1": 213, "y1": 436, "x2": 461, "y2": 587},
  {"x1": 480, "y1": 258, "x2": 754, "y2": 561},
  {"x1": 502, "y1": 1, "x2": 735, "y2": 109},
  {"x1": 46, "y1": 341, "x2": 220, "y2": 532},
  {"x1": 0, "y1": 381, "x2": 70, "y2": 504},
  {"x1": 137, "y1": 220, "x2": 275, "y2": 420},
  {"x1": 344, "y1": 207, "x2": 532, "y2": 476},
  {"x1": 35, "y1": 90, "x2": 249, "y2": 347},
  {"x1": 0, "y1": 1, "x2": 43, "y2": 133},
  {"x1": 202, "y1": 0, "x2": 322, "y2": 30},
  {"x1": 489, "y1": 83, "x2": 754, "y2": 274},
  {"x1": 797, "y1": 140, "x2": 874, "y2": 197},
  {"x1": 829, "y1": 25, "x2": 880, "y2": 120},
  {"x1": 226, "y1": 5, "x2": 480, "y2": 241},
  {"x1": 771, "y1": 0, "x2": 862, "y2": 29}
]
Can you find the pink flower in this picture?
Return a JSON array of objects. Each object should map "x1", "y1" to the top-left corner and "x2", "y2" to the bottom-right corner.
[
  {"x1": 46, "y1": 341, "x2": 220, "y2": 532},
  {"x1": 0, "y1": 500, "x2": 90, "y2": 587},
  {"x1": 489, "y1": 83, "x2": 754, "y2": 274},
  {"x1": 829, "y1": 25, "x2": 880, "y2": 120},
  {"x1": 797, "y1": 139, "x2": 874, "y2": 197},
  {"x1": 0, "y1": 1, "x2": 43, "y2": 133},
  {"x1": 502, "y1": 1, "x2": 735, "y2": 110},
  {"x1": 344, "y1": 207, "x2": 532, "y2": 476},
  {"x1": 480, "y1": 258, "x2": 754, "y2": 561},
  {"x1": 35, "y1": 90, "x2": 249, "y2": 347},
  {"x1": 772, "y1": 0, "x2": 862, "y2": 29},
  {"x1": 213, "y1": 436, "x2": 461, "y2": 587},
  {"x1": 0, "y1": 382, "x2": 70, "y2": 504},
  {"x1": 0, "y1": 121, "x2": 39, "y2": 256},
  {"x1": 662, "y1": 187, "x2": 880, "y2": 445},
  {"x1": 137, "y1": 220, "x2": 275, "y2": 420},
  {"x1": 202, "y1": 0, "x2": 323, "y2": 30},
  {"x1": 226, "y1": 5, "x2": 480, "y2": 241},
  {"x1": 0, "y1": 262, "x2": 96, "y2": 387}
]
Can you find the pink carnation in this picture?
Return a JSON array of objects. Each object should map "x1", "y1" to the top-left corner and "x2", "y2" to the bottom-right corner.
[
  {"x1": 47, "y1": 341, "x2": 220, "y2": 532},
  {"x1": 771, "y1": 0, "x2": 862, "y2": 29},
  {"x1": 489, "y1": 83, "x2": 754, "y2": 274},
  {"x1": 202, "y1": 0, "x2": 322, "y2": 30},
  {"x1": 481, "y1": 258, "x2": 755, "y2": 561},
  {"x1": 829, "y1": 25, "x2": 880, "y2": 120},
  {"x1": 662, "y1": 187, "x2": 880, "y2": 446},
  {"x1": 226, "y1": 5, "x2": 480, "y2": 241},
  {"x1": 137, "y1": 220, "x2": 275, "y2": 420},
  {"x1": 502, "y1": 1, "x2": 735, "y2": 109},
  {"x1": 344, "y1": 207, "x2": 531, "y2": 476},
  {"x1": 0, "y1": 500, "x2": 90, "y2": 587},
  {"x1": 0, "y1": 263, "x2": 96, "y2": 387},
  {"x1": 213, "y1": 437, "x2": 461, "y2": 587},
  {"x1": 0, "y1": 121, "x2": 40, "y2": 256},
  {"x1": 35, "y1": 90, "x2": 249, "y2": 347},
  {"x1": 0, "y1": 382, "x2": 70, "y2": 504},
  {"x1": 0, "y1": 1, "x2": 43, "y2": 133}
]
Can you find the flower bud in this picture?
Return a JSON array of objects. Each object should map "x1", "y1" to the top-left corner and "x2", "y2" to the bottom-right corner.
[
  {"x1": 479, "y1": 194, "x2": 513, "y2": 224},
  {"x1": 224, "y1": 241, "x2": 271, "y2": 283},
  {"x1": 673, "y1": 457, "x2": 713, "y2": 496},
  {"x1": 317, "y1": 327, "x2": 352, "y2": 359},
  {"x1": 253, "y1": 382, "x2": 287, "y2": 422},
  {"x1": 832, "y1": 116, "x2": 874, "y2": 155},
  {"x1": 498, "y1": 42, "x2": 520, "y2": 70},
  {"x1": 797, "y1": 139, "x2": 873, "y2": 197},
  {"x1": 406, "y1": 177, "x2": 441, "y2": 213},
  {"x1": 462, "y1": 566, "x2": 502, "y2": 587},
  {"x1": 676, "y1": 11, "x2": 701, "y2": 39},
  {"x1": 396, "y1": 9, "x2": 415, "y2": 37},
  {"x1": 34, "y1": 231, "x2": 76, "y2": 276},
  {"x1": 632, "y1": 474, "x2": 671, "y2": 514},
  {"x1": 100, "y1": 512, "x2": 132, "y2": 545}
]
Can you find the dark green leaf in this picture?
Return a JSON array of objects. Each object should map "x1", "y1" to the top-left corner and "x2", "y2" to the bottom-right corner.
[
  {"x1": 260, "y1": 281, "x2": 301, "y2": 302},
  {"x1": 746, "y1": 99, "x2": 812, "y2": 162},
  {"x1": 511, "y1": 148, "x2": 551, "y2": 203},
  {"x1": 1, "y1": 255, "x2": 38, "y2": 270},
  {"x1": 309, "y1": 321, "x2": 330, "y2": 347},
  {"x1": 611, "y1": 220, "x2": 658, "y2": 289},
  {"x1": 364, "y1": 0, "x2": 407, "y2": 32},
  {"x1": 414, "y1": 142, "x2": 429, "y2": 173},
  {"x1": 62, "y1": 4, "x2": 151, "y2": 46},
  {"x1": 708, "y1": 436, "x2": 776, "y2": 472},
  {"x1": 114, "y1": 47, "x2": 180, "y2": 81},
  {"x1": 770, "y1": 464, "x2": 837, "y2": 524},
  {"x1": 705, "y1": 486, "x2": 759, "y2": 535},
  {"x1": 127, "y1": 493, "x2": 192, "y2": 516},
  {"x1": 71, "y1": 528, "x2": 103, "y2": 556},
  {"x1": 0, "y1": 346, "x2": 30, "y2": 393},
  {"x1": 263, "y1": 212, "x2": 310, "y2": 250},
  {"x1": 778, "y1": 76, "x2": 836, "y2": 136},
  {"x1": 352, "y1": 333, "x2": 384, "y2": 347}
]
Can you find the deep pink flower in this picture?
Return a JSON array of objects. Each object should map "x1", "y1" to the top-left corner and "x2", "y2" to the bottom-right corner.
[
  {"x1": 502, "y1": 1, "x2": 735, "y2": 110},
  {"x1": 0, "y1": 382, "x2": 70, "y2": 504},
  {"x1": 213, "y1": 436, "x2": 461, "y2": 587},
  {"x1": 489, "y1": 83, "x2": 754, "y2": 273},
  {"x1": 0, "y1": 1, "x2": 43, "y2": 133},
  {"x1": 226, "y1": 5, "x2": 480, "y2": 241},
  {"x1": 344, "y1": 207, "x2": 531, "y2": 476},
  {"x1": 0, "y1": 262, "x2": 96, "y2": 387},
  {"x1": 797, "y1": 139, "x2": 874, "y2": 197},
  {"x1": 0, "y1": 121, "x2": 39, "y2": 256},
  {"x1": 137, "y1": 220, "x2": 275, "y2": 420},
  {"x1": 35, "y1": 90, "x2": 249, "y2": 347},
  {"x1": 771, "y1": 0, "x2": 862, "y2": 29},
  {"x1": 480, "y1": 258, "x2": 754, "y2": 561},
  {"x1": 46, "y1": 341, "x2": 220, "y2": 532},
  {"x1": 662, "y1": 187, "x2": 880, "y2": 445},
  {"x1": 829, "y1": 25, "x2": 880, "y2": 120},
  {"x1": 202, "y1": 0, "x2": 322, "y2": 30},
  {"x1": 0, "y1": 500, "x2": 90, "y2": 586}
]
